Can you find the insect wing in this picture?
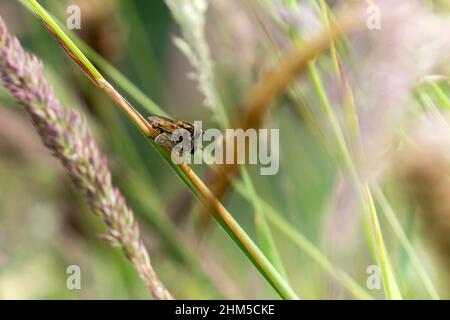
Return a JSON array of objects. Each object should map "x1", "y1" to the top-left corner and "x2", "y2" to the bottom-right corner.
[
  {"x1": 148, "y1": 115, "x2": 176, "y2": 124},
  {"x1": 148, "y1": 115, "x2": 178, "y2": 133},
  {"x1": 154, "y1": 132, "x2": 176, "y2": 148}
]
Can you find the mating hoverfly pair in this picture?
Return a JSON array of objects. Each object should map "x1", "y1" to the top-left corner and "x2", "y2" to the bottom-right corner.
[{"x1": 148, "y1": 115, "x2": 202, "y2": 155}]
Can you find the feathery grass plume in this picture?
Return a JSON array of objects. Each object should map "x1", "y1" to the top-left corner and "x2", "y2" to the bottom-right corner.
[
  {"x1": 165, "y1": 0, "x2": 228, "y2": 125},
  {"x1": 0, "y1": 16, "x2": 172, "y2": 300}
]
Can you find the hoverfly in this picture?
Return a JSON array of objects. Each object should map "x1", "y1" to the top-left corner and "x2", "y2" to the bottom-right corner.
[{"x1": 148, "y1": 115, "x2": 202, "y2": 154}]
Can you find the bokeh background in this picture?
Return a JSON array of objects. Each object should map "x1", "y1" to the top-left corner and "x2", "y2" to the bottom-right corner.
[{"x1": 0, "y1": 0, "x2": 449, "y2": 299}]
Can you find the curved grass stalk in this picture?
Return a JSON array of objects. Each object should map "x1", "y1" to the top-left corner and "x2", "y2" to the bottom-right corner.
[{"x1": 26, "y1": 0, "x2": 298, "y2": 300}]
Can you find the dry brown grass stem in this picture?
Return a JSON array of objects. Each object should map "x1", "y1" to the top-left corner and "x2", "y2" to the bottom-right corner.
[{"x1": 205, "y1": 9, "x2": 367, "y2": 217}]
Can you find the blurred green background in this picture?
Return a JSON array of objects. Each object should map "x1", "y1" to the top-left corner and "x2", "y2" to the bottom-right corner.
[{"x1": 0, "y1": 0, "x2": 449, "y2": 299}]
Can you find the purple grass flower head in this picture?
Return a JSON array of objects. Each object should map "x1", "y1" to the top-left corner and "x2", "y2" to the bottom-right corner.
[{"x1": 0, "y1": 16, "x2": 172, "y2": 300}]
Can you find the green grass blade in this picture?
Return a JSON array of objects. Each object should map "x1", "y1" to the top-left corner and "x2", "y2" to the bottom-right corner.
[
  {"x1": 364, "y1": 185, "x2": 402, "y2": 300},
  {"x1": 234, "y1": 180, "x2": 374, "y2": 300},
  {"x1": 373, "y1": 186, "x2": 440, "y2": 300},
  {"x1": 241, "y1": 168, "x2": 289, "y2": 281}
]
